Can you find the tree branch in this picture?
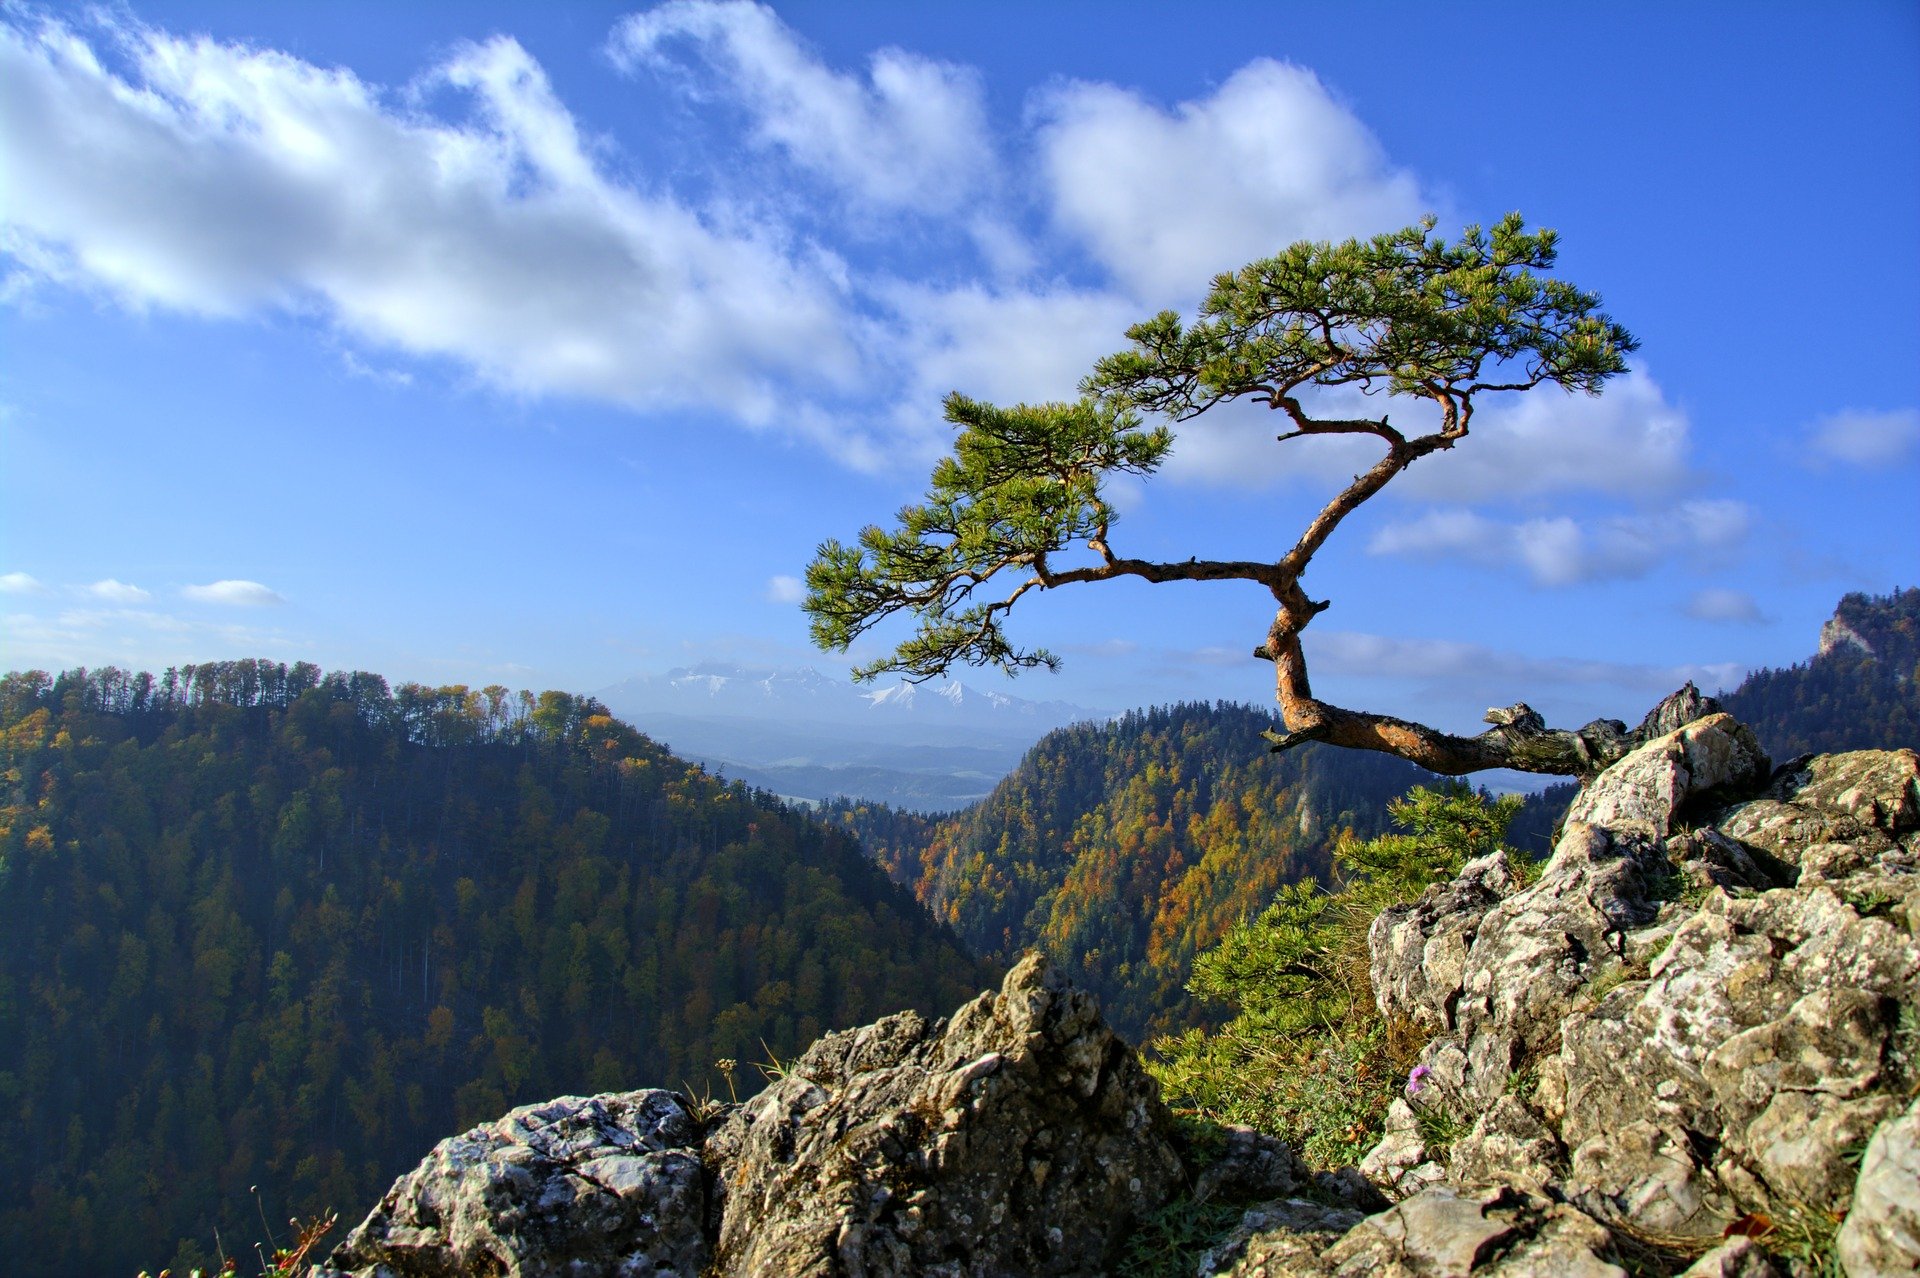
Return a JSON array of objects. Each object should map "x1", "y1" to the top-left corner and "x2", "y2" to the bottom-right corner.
[{"x1": 1259, "y1": 683, "x2": 1727, "y2": 779}]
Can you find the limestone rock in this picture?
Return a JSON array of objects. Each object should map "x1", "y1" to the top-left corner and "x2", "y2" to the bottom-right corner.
[
  {"x1": 1196, "y1": 1198, "x2": 1368, "y2": 1276},
  {"x1": 1676, "y1": 1237, "x2": 1787, "y2": 1277},
  {"x1": 1564, "y1": 713, "x2": 1768, "y2": 838},
  {"x1": 705, "y1": 951, "x2": 1184, "y2": 1277},
  {"x1": 1357, "y1": 1098, "x2": 1436, "y2": 1199},
  {"x1": 1837, "y1": 1095, "x2": 1920, "y2": 1278},
  {"x1": 316, "y1": 1090, "x2": 707, "y2": 1278},
  {"x1": 1362, "y1": 730, "x2": 1919, "y2": 1261},
  {"x1": 1216, "y1": 1185, "x2": 1625, "y2": 1277},
  {"x1": 1566, "y1": 1118, "x2": 1733, "y2": 1239},
  {"x1": 1447, "y1": 1095, "x2": 1562, "y2": 1194},
  {"x1": 1369, "y1": 853, "x2": 1514, "y2": 1037},
  {"x1": 1190, "y1": 1126, "x2": 1311, "y2": 1204}
]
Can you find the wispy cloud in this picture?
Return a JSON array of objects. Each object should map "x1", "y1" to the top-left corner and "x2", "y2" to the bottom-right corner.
[
  {"x1": 763, "y1": 574, "x2": 805, "y2": 604},
  {"x1": 1368, "y1": 500, "x2": 1751, "y2": 586},
  {"x1": 1805, "y1": 408, "x2": 1920, "y2": 467},
  {"x1": 1, "y1": 606, "x2": 305, "y2": 672},
  {"x1": 182, "y1": 579, "x2": 286, "y2": 606},
  {"x1": 1685, "y1": 588, "x2": 1766, "y2": 625},
  {"x1": 0, "y1": 571, "x2": 47, "y2": 594},
  {"x1": 0, "y1": 5, "x2": 1750, "y2": 529},
  {"x1": 0, "y1": 13, "x2": 857, "y2": 439},
  {"x1": 85, "y1": 578, "x2": 151, "y2": 603},
  {"x1": 609, "y1": 1, "x2": 995, "y2": 217},
  {"x1": 1301, "y1": 629, "x2": 1745, "y2": 695}
]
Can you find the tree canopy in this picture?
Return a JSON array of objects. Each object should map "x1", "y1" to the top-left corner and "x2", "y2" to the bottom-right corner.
[{"x1": 806, "y1": 215, "x2": 1644, "y2": 776}]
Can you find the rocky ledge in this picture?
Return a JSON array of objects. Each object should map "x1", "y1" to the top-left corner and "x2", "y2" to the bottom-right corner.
[{"x1": 316, "y1": 707, "x2": 1920, "y2": 1277}]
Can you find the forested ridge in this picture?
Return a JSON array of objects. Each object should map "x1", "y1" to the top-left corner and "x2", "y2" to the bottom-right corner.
[
  {"x1": 827, "y1": 702, "x2": 1435, "y2": 1040},
  {"x1": 823, "y1": 588, "x2": 1918, "y2": 1044},
  {"x1": 1502, "y1": 588, "x2": 1920, "y2": 856},
  {"x1": 1721, "y1": 587, "x2": 1918, "y2": 757},
  {"x1": 0, "y1": 661, "x2": 990, "y2": 1278}
]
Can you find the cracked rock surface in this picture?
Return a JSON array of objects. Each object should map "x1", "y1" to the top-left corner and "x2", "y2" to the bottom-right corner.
[
  {"x1": 706, "y1": 950, "x2": 1185, "y2": 1277},
  {"x1": 315, "y1": 1089, "x2": 707, "y2": 1278}
]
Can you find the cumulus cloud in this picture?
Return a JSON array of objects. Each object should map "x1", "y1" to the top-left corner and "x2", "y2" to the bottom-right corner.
[
  {"x1": 1685, "y1": 588, "x2": 1766, "y2": 625},
  {"x1": 85, "y1": 578, "x2": 151, "y2": 603},
  {"x1": 0, "y1": 14, "x2": 856, "y2": 433},
  {"x1": 1400, "y1": 372, "x2": 1693, "y2": 501},
  {"x1": 0, "y1": 571, "x2": 46, "y2": 594},
  {"x1": 871, "y1": 281, "x2": 1137, "y2": 463},
  {"x1": 609, "y1": 1, "x2": 994, "y2": 216},
  {"x1": 1806, "y1": 408, "x2": 1920, "y2": 467},
  {"x1": 182, "y1": 579, "x2": 286, "y2": 606},
  {"x1": 1368, "y1": 500, "x2": 1752, "y2": 586},
  {"x1": 764, "y1": 574, "x2": 805, "y2": 604},
  {"x1": 1149, "y1": 364, "x2": 1691, "y2": 509},
  {"x1": 1158, "y1": 390, "x2": 1381, "y2": 489},
  {"x1": 1033, "y1": 60, "x2": 1427, "y2": 305}
]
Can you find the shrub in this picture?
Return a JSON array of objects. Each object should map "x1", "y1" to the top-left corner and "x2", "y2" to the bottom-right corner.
[{"x1": 1148, "y1": 783, "x2": 1522, "y2": 1165}]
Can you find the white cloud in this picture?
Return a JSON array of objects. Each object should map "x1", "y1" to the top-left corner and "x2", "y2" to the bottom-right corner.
[
  {"x1": 876, "y1": 282, "x2": 1136, "y2": 455},
  {"x1": 1303, "y1": 629, "x2": 1745, "y2": 698},
  {"x1": 1806, "y1": 408, "x2": 1920, "y2": 467},
  {"x1": 1158, "y1": 390, "x2": 1381, "y2": 489},
  {"x1": 1152, "y1": 368, "x2": 1692, "y2": 508},
  {"x1": 0, "y1": 15, "x2": 856, "y2": 431},
  {"x1": 182, "y1": 579, "x2": 286, "y2": 606},
  {"x1": 1400, "y1": 371, "x2": 1693, "y2": 501},
  {"x1": 1033, "y1": 60, "x2": 1427, "y2": 305},
  {"x1": 0, "y1": 571, "x2": 46, "y2": 594},
  {"x1": 764, "y1": 574, "x2": 805, "y2": 604},
  {"x1": 85, "y1": 578, "x2": 151, "y2": 603},
  {"x1": 1685, "y1": 588, "x2": 1765, "y2": 625},
  {"x1": 1368, "y1": 500, "x2": 1752, "y2": 586},
  {"x1": 609, "y1": 1, "x2": 994, "y2": 216},
  {"x1": 1, "y1": 606, "x2": 303, "y2": 672}
]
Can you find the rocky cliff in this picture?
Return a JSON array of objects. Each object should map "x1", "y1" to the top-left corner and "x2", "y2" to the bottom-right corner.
[{"x1": 314, "y1": 709, "x2": 1920, "y2": 1277}]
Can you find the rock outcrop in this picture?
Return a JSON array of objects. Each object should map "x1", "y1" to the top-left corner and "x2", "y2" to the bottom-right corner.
[
  {"x1": 317, "y1": 705, "x2": 1919, "y2": 1278},
  {"x1": 705, "y1": 950, "x2": 1186, "y2": 1276},
  {"x1": 316, "y1": 1090, "x2": 708, "y2": 1277},
  {"x1": 1342, "y1": 722, "x2": 1920, "y2": 1276},
  {"x1": 317, "y1": 954, "x2": 1185, "y2": 1278}
]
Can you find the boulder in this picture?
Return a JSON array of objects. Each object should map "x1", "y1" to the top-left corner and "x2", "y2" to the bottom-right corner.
[
  {"x1": 1837, "y1": 1095, "x2": 1920, "y2": 1278},
  {"x1": 1212, "y1": 1185, "x2": 1625, "y2": 1277},
  {"x1": 315, "y1": 1089, "x2": 708, "y2": 1278},
  {"x1": 1562, "y1": 712, "x2": 1768, "y2": 838},
  {"x1": 704, "y1": 951, "x2": 1185, "y2": 1277},
  {"x1": 1676, "y1": 1237, "x2": 1787, "y2": 1278}
]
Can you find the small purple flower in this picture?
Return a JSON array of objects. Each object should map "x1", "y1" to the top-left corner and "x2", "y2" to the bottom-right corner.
[{"x1": 1406, "y1": 1065, "x2": 1432, "y2": 1096}]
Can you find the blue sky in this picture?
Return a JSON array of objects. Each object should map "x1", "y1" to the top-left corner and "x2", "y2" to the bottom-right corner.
[{"x1": 2, "y1": 0, "x2": 1917, "y2": 738}]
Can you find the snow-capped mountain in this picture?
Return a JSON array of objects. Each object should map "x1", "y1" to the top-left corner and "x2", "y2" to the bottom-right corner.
[
  {"x1": 600, "y1": 662, "x2": 1094, "y2": 728},
  {"x1": 595, "y1": 663, "x2": 1104, "y2": 810}
]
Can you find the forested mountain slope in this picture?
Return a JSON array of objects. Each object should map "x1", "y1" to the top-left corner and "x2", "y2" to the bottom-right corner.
[
  {"x1": 1721, "y1": 586, "x2": 1918, "y2": 756},
  {"x1": 0, "y1": 662, "x2": 989, "y2": 1278},
  {"x1": 829, "y1": 702, "x2": 1435, "y2": 1040}
]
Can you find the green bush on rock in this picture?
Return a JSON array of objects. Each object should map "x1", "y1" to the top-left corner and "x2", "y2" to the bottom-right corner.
[{"x1": 1148, "y1": 784, "x2": 1527, "y2": 1167}]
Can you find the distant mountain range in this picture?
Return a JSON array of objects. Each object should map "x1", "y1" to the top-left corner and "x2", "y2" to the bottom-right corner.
[{"x1": 597, "y1": 663, "x2": 1103, "y2": 809}]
